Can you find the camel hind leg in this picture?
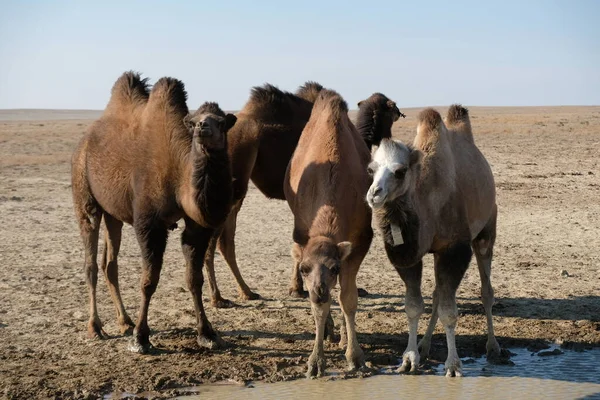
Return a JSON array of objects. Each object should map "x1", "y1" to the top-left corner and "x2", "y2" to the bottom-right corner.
[
  {"x1": 72, "y1": 173, "x2": 104, "y2": 338},
  {"x1": 204, "y1": 227, "x2": 235, "y2": 308},
  {"x1": 102, "y1": 213, "x2": 135, "y2": 334},
  {"x1": 217, "y1": 201, "x2": 259, "y2": 301},
  {"x1": 472, "y1": 206, "x2": 501, "y2": 359}
]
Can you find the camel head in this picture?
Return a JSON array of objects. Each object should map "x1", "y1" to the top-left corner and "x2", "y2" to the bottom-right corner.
[
  {"x1": 292, "y1": 237, "x2": 352, "y2": 304},
  {"x1": 185, "y1": 102, "x2": 237, "y2": 151},
  {"x1": 366, "y1": 138, "x2": 422, "y2": 209},
  {"x1": 356, "y1": 93, "x2": 405, "y2": 150}
]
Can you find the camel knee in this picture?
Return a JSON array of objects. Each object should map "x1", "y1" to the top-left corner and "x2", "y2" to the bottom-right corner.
[
  {"x1": 405, "y1": 295, "x2": 424, "y2": 320},
  {"x1": 481, "y1": 285, "x2": 495, "y2": 308},
  {"x1": 438, "y1": 301, "x2": 458, "y2": 327}
]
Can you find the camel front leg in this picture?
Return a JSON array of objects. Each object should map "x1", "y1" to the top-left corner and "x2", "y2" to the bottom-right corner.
[
  {"x1": 396, "y1": 261, "x2": 424, "y2": 373},
  {"x1": 307, "y1": 300, "x2": 331, "y2": 378},
  {"x1": 434, "y1": 243, "x2": 472, "y2": 377},
  {"x1": 129, "y1": 217, "x2": 168, "y2": 354},
  {"x1": 338, "y1": 267, "x2": 364, "y2": 371},
  {"x1": 182, "y1": 218, "x2": 224, "y2": 349}
]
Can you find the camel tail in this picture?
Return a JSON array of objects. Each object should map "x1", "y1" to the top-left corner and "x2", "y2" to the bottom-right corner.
[
  {"x1": 296, "y1": 81, "x2": 324, "y2": 103},
  {"x1": 445, "y1": 104, "x2": 474, "y2": 142},
  {"x1": 144, "y1": 77, "x2": 189, "y2": 122},
  {"x1": 105, "y1": 71, "x2": 150, "y2": 116}
]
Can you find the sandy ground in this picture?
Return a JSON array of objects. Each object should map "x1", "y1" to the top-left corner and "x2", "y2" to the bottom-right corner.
[{"x1": 0, "y1": 106, "x2": 599, "y2": 399}]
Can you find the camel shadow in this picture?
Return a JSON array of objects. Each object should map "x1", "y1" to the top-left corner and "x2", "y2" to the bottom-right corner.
[{"x1": 455, "y1": 296, "x2": 600, "y2": 321}]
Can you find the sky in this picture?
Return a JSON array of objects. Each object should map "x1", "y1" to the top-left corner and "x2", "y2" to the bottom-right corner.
[{"x1": 0, "y1": 0, "x2": 599, "y2": 110}]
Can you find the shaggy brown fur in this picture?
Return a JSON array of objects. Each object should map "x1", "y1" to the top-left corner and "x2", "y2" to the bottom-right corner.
[
  {"x1": 356, "y1": 93, "x2": 405, "y2": 150},
  {"x1": 203, "y1": 82, "x2": 323, "y2": 308},
  {"x1": 284, "y1": 88, "x2": 373, "y2": 377},
  {"x1": 71, "y1": 72, "x2": 236, "y2": 352},
  {"x1": 366, "y1": 105, "x2": 501, "y2": 376}
]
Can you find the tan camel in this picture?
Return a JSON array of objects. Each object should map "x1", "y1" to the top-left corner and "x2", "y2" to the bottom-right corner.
[
  {"x1": 71, "y1": 71, "x2": 236, "y2": 352},
  {"x1": 366, "y1": 105, "x2": 501, "y2": 377},
  {"x1": 284, "y1": 89, "x2": 373, "y2": 377},
  {"x1": 203, "y1": 82, "x2": 324, "y2": 307}
]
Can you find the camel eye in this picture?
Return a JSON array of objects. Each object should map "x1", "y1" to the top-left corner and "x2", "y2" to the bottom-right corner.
[
  {"x1": 394, "y1": 168, "x2": 407, "y2": 179},
  {"x1": 367, "y1": 167, "x2": 375, "y2": 176},
  {"x1": 330, "y1": 263, "x2": 340, "y2": 275},
  {"x1": 299, "y1": 263, "x2": 311, "y2": 276}
]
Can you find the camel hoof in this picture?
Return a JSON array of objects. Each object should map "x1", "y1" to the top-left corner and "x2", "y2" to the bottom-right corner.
[
  {"x1": 357, "y1": 288, "x2": 369, "y2": 297},
  {"x1": 87, "y1": 320, "x2": 108, "y2": 340},
  {"x1": 487, "y1": 347, "x2": 514, "y2": 365},
  {"x1": 197, "y1": 333, "x2": 226, "y2": 350},
  {"x1": 128, "y1": 338, "x2": 152, "y2": 354},
  {"x1": 398, "y1": 350, "x2": 420, "y2": 374},
  {"x1": 240, "y1": 291, "x2": 260, "y2": 301},
  {"x1": 306, "y1": 354, "x2": 326, "y2": 378},
  {"x1": 211, "y1": 298, "x2": 236, "y2": 309},
  {"x1": 289, "y1": 288, "x2": 308, "y2": 299},
  {"x1": 119, "y1": 317, "x2": 136, "y2": 336}
]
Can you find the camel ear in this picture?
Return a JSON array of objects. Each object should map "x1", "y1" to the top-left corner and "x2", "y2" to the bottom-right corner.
[
  {"x1": 337, "y1": 241, "x2": 352, "y2": 261},
  {"x1": 409, "y1": 148, "x2": 423, "y2": 167},
  {"x1": 223, "y1": 113, "x2": 237, "y2": 133},
  {"x1": 183, "y1": 114, "x2": 193, "y2": 129},
  {"x1": 291, "y1": 243, "x2": 302, "y2": 261},
  {"x1": 357, "y1": 100, "x2": 364, "y2": 108}
]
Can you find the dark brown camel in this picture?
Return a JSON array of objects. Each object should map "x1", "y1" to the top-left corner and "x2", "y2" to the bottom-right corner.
[
  {"x1": 365, "y1": 105, "x2": 501, "y2": 376},
  {"x1": 71, "y1": 71, "x2": 236, "y2": 352},
  {"x1": 284, "y1": 89, "x2": 373, "y2": 377},
  {"x1": 202, "y1": 82, "x2": 324, "y2": 307},
  {"x1": 356, "y1": 92, "x2": 405, "y2": 151}
]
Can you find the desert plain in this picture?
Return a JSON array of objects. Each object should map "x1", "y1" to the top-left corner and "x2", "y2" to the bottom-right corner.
[{"x1": 0, "y1": 106, "x2": 599, "y2": 398}]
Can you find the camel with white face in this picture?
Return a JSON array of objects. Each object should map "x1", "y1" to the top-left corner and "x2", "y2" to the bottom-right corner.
[{"x1": 366, "y1": 105, "x2": 501, "y2": 377}]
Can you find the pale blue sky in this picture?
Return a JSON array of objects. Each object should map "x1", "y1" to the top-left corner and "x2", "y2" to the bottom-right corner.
[{"x1": 0, "y1": 1, "x2": 598, "y2": 110}]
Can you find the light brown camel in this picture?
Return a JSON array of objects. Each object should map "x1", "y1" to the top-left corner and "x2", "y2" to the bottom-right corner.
[
  {"x1": 365, "y1": 105, "x2": 501, "y2": 377},
  {"x1": 202, "y1": 82, "x2": 324, "y2": 307},
  {"x1": 71, "y1": 71, "x2": 236, "y2": 352},
  {"x1": 284, "y1": 89, "x2": 373, "y2": 377}
]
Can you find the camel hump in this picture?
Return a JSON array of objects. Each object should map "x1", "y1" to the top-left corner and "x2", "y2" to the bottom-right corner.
[
  {"x1": 314, "y1": 89, "x2": 348, "y2": 115},
  {"x1": 248, "y1": 83, "x2": 288, "y2": 108},
  {"x1": 296, "y1": 81, "x2": 324, "y2": 103},
  {"x1": 445, "y1": 104, "x2": 474, "y2": 141},
  {"x1": 146, "y1": 77, "x2": 189, "y2": 118},
  {"x1": 105, "y1": 71, "x2": 150, "y2": 114},
  {"x1": 243, "y1": 83, "x2": 296, "y2": 120},
  {"x1": 417, "y1": 108, "x2": 443, "y2": 131},
  {"x1": 446, "y1": 104, "x2": 469, "y2": 125}
]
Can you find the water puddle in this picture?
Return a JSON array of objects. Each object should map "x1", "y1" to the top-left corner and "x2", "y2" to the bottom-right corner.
[{"x1": 108, "y1": 347, "x2": 600, "y2": 399}]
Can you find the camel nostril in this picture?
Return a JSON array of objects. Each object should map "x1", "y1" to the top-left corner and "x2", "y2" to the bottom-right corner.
[{"x1": 373, "y1": 186, "x2": 382, "y2": 196}]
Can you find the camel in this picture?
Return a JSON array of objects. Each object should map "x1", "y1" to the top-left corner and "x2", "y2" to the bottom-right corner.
[
  {"x1": 365, "y1": 105, "x2": 501, "y2": 377},
  {"x1": 356, "y1": 92, "x2": 406, "y2": 151},
  {"x1": 71, "y1": 71, "x2": 236, "y2": 352},
  {"x1": 284, "y1": 89, "x2": 373, "y2": 377},
  {"x1": 205, "y1": 86, "x2": 402, "y2": 306},
  {"x1": 202, "y1": 82, "x2": 324, "y2": 307}
]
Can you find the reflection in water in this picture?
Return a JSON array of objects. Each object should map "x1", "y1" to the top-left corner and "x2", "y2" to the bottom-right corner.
[{"x1": 180, "y1": 347, "x2": 600, "y2": 400}]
